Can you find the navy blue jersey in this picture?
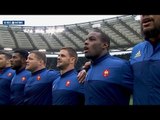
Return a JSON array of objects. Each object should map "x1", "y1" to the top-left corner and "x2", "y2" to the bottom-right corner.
[
  {"x1": 0, "y1": 67, "x2": 15, "y2": 104},
  {"x1": 85, "y1": 54, "x2": 133, "y2": 105},
  {"x1": 24, "y1": 68, "x2": 60, "y2": 105},
  {"x1": 52, "y1": 69, "x2": 84, "y2": 105},
  {"x1": 130, "y1": 40, "x2": 160, "y2": 105},
  {"x1": 10, "y1": 69, "x2": 31, "y2": 105}
]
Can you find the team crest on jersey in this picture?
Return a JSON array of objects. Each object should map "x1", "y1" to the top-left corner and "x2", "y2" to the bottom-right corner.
[
  {"x1": 7, "y1": 72, "x2": 12, "y2": 77},
  {"x1": 65, "y1": 80, "x2": 71, "y2": 87},
  {"x1": 21, "y1": 76, "x2": 26, "y2": 81},
  {"x1": 37, "y1": 75, "x2": 41, "y2": 80},
  {"x1": 103, "y1": 69, "x2": 109, "y2": 77},
  {"x1": 134, "y1": 50, "x2": 141, "y2": 58}
]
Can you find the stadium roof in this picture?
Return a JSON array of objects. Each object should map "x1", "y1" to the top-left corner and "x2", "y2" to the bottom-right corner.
[{"x1": 0, "y1": 15, "x2": 143, "y2": 54}]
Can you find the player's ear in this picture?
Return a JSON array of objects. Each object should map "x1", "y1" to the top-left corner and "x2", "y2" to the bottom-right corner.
[{"x1": 103, "y1": 43, "x2": 108, "y2": 49}]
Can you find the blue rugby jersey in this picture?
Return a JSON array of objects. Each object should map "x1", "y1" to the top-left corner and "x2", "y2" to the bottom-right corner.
[
  {"x1": 52, "y1": 69, "x2": 84, "y2": 105},
  {"x1": 0, "y1": 67, "x2": 15, "y2": 104},
  {"x1": 85, "y1": 53, "x2": 133, "y2": 105},
  {"x1": 130, "y1": 40, "x2": 160, "y2": 105},
  {"x1": 10, "y1": 69, "x2": 31, "y2": 105},
  {"x1": 24, "y1": 68, "x2": 60, "y2": 105}
]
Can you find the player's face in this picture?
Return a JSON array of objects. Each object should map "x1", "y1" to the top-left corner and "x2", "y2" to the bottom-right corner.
[
  {"x1": 84, "y1": 32, "x2": 104, "y2": 60},
  {"x1": 26, "y1": 53, "x2": 40, "y2": 72},
  {"x1": 140, "y1": 15, "x2": 160, "y2": 38},
  {"x1": 10, "y1": 53, "x2": 23, "y2": 70},
  {"x1": 0, "y1": 54, "x2": 7, "y2": 69},
  {"x1": 57, "y1": 50, "x2": 71, "y2": 70}
]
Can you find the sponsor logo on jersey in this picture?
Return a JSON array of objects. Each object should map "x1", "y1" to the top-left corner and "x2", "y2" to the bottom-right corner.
[{"x1": 134, "y1": 50, "x2": 141, "y2": 58}]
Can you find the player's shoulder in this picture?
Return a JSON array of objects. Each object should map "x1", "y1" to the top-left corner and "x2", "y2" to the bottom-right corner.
[
  {"x1": 48, "y1": 69, "x2": 60, "y2": 75},
  {"x1": 132, "y1": 41, "x2": 147, "y2": 50}
]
